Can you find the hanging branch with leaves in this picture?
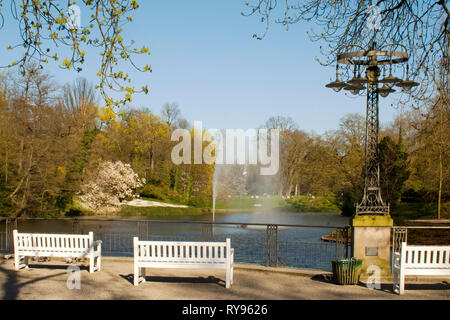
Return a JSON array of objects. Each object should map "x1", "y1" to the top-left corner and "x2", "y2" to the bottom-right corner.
[{"x1": 0, "y1": 0, "x2": 152, "y2": 113}]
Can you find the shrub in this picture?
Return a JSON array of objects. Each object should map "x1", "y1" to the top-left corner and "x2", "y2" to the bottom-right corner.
[
  {"x1": 139, "y1": 184, "x2": 169, "y2": 201},
  {"x1": 79, "y1": 161, "x2": 145, "y2": 212},
  {"x1": 188, "y1": 196, "x2": 208, "y2": 208}
]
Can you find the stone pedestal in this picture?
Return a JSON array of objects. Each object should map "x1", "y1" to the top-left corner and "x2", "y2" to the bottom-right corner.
[{"x1": 351, "y1": 215, "x2": 393, "y2": 278}]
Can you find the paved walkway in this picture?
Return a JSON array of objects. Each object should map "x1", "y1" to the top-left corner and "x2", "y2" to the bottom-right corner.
[{"x1": 0, "y1": 257, "x2": 448, "y2": 300}]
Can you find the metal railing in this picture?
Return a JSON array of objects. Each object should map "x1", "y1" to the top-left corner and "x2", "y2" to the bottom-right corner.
[
  {"x1": 1, "y1": 217, "x2": 351, "y2": 270},
  {"x1": 0, "y1": 232, "x2": 7, "y2": 253},
  {"x1": 0, "y1": 218, "x2": 16, "y2": 253},
  {"x1": 391, "y1": 225, "x2": 450, "y2": 272}
]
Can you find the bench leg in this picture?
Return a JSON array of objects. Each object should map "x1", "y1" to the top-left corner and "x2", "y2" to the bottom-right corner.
[
  {"x1": 134, "y1": 264, "x2": 139, "y2": 286},
  {"x1": 96, "y1": 255, "x2": 102, "y2": 272},
  {"x1": 89, "y1": 255, "x2": 94, "y2": 273},
  {"x1": 133, "y1": 267, "x2": 146, "y2": 286},
  {"x1": 14, "y1": 255, "x2": 20, "y2": 270},
  {"x1": 226, "y1": 267, "x2": 231, "y2": 289},
  {"x1": 14, "y1": 256, "x2": 28, "y2": 270},
  {"x1": 230, "y1": 266, "x2": 234, "y2": 285},
  {"x1": 399, "y1": 273, "x2": 405, "y2": 295}
]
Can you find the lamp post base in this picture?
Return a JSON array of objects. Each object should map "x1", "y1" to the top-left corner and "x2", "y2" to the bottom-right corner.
[{"x1": 351, "y1": 215, "x2": 393, "y2": 279}]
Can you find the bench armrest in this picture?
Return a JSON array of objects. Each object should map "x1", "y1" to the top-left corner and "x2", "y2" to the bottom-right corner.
[{"x1": 93, "y1": 240, "x2": 102, "y2": 252}]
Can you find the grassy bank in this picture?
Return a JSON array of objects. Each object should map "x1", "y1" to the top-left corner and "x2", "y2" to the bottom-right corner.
[
  {"x1": 214, "y1": 196, "x2": 284, "y2": 210},
  {"x1": 214, "y1": 195, "x2": 341, "y2": 214},
  {"x1": 283, "y1": 195, "x2": 341, "y2": 213},
  {"x1": 63, "y1": 194, "x2": 343, "y2": 218},
  {"x1": 117, "y1": 205, "x2": 207, "y2": 218}
]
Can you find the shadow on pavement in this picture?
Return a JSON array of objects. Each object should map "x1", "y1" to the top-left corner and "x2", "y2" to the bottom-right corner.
[
  {"x1": 310, "y1": 273, "x2": 336, "y2": 284},
  {"x1": 379, "y1": 282, "x2": 450, "y2": 292},
  {"x1": 25, "y1": 263, "x2": 90, "y2": 272},
  {"x1": 119, "y1": 273, "x2": 224, "y2": 287},
  {"x1": 0, "y1": 261, "x2": 66, "y2": 300}
]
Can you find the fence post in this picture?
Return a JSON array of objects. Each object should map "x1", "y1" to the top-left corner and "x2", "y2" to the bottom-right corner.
[
  {"x1": 391, "y1": 227, "x2": 407, "y2": 273},
  {"x1": 137, "y1": 221, "x2": 149, "y2": 240},
  {"x1": 6, "y1": 218, "x2": 17, "y2": 253},
  {"x1": 346, "y1": 227, "x2": 350, "y2": 258},
  {"x1": 201, "y1": 223, "x2": 214, "y2": 241},
  {"x1": 266, "y1": 225, "x2": 278, "y2": 267},
  {"x1": 335, "y1": 228, "x2": 339, "y2": 259},
  {"x1": 72, "y1": 219, "x2": 79, "y2": 234}
]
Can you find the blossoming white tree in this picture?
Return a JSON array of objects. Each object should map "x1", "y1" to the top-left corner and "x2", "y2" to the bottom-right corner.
[{"x1": 79, "y1": 161, "x2": 145, "y2": 212}]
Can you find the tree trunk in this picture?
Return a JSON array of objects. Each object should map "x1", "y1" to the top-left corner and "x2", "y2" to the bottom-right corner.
[
  {"x1": 173, "y1": 166, "x2": 179, "y2": 192},
  {"x1": 287, "y1": 184, "x2": 293, "y2": 198},
  {"x1": 437, "y1": 82, "x2": 445, "y2": 220},
  {"x1": 438, "y1": 150, "x2": 442, "y2": 220},
  {"x1": 4, "y1": 148, "x2": 8, "y2": 185},
  {"x1": 18, "y1": 138, "x2": 24, "y2": 175}
]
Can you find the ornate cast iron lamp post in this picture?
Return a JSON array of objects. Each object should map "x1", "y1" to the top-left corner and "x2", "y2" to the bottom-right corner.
[{"x1": 326, "y1": 42, "x2": 418, "y2": 216}]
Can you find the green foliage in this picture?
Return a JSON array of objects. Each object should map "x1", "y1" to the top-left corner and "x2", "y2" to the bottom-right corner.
[
  {"x1": 379, "y1": 134, "x2": 410, "y2": 205},
  {"x1": 55, "y1": 196, "x2": 73, "y2": 212},
  {"x1": 65, "y1": 208, "x2": 83, "y2": 217},
  {"x1": 188, "y1": 196, "x2": 208, "y2": 208},
  {"x1": 0, "y1": 184, "x2": 14, "y2": 217},
  {"x1": 285, "y1": 194, "x2": 341, "y2": 213},
  {"x1": 340, "y1": 190, "x2": 358, "y2": 217},
  {"x1": 139, "y1": 184, "x2": 170, "y2": 202},
  {"x1": 75, "y1": 129, "x2": 100, "y2": 173},
  {"x1": 139, "y1": 181, "x2": 211, "y2": 208},
  {"x1": 391, "y1": 202, "x2": 450, "y2": 225}
]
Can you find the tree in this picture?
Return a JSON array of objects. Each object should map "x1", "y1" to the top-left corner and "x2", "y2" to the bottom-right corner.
[
  {"x1": 264, "y1": 115, "x2": 298, "y2": 132},
  {"x1": 93, "y1": 108, "x2": 171, "y2": 179},
  {"x1": 405, "y1": 93, "x2": 450, "y2": 217},
  {"x1": 214, "y1": 164, "x2": 248, "y2": 199},
  {"x1": 161, "y1": 102, "x2": 181, "y2": 129},
  {"x1": 78, "y1": 160, "x2": 145, "y2": 212},
  {"x1": 61, "y1": 77, "x2": 98, "y2": 132},
  {"x1": 278, "y1": 129, "x2": 309, "y2": 197},
  {"x1": 329, "y1": 113, "x2": 366, "y2": 216},
  {"x1": 0, "y1": 0, "x2": 152, "y2": 110},
  {"x1": 260, "y1": 116, "x2": 298, "y2": 196},
  {"x1": 379, "y1": 133, "x2": 410, "y2": 206},
  {"x1": 0, "y1": 65, "x2": 98, "y2": 216}
]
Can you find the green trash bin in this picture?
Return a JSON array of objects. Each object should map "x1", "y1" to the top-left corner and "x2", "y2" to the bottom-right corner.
[{"x1": 331, "y1": 258, "x2": 362, "y2": 285}]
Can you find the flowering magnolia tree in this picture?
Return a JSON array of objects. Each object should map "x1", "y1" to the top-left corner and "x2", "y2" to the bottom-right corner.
[{"x1": 79, "y1": 161, "x2": 145, "y2": 212}]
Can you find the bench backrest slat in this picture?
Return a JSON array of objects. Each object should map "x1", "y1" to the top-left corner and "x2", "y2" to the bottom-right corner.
[
  {"x1": 13, "y1": 230, "x2": 93, "y2": 251},
  {"x1": 134, "y1": 238, "x2": 230, "y2": 263},
  {"x1": 401, "y1": 242, "x2": 450, "y2": 268}
]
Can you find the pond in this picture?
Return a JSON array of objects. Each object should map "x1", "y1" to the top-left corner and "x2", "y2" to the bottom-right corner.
[{"x1": 2, "y1": 212, "x2": 351, "y2": 270}]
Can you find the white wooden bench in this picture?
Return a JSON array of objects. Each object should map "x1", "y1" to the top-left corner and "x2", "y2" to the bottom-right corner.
[
  {"x1": 13, "y1": 230, "x2": 102, "y2": 273},
  {"x1": 133, "y1": 237, "x2": 234, "y2": 288},
  {"x1": 393, "y1": 242, "x2": 450, "y2": 294}
]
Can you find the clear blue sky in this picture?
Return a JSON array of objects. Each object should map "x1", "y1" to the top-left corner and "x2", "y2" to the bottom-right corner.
[{"x1": 0, "y1": 0, "x2": 403, "y2": 134}]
